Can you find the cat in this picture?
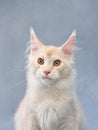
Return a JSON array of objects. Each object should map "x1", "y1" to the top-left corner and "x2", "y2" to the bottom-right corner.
[{"x1": 14, "y1": 28, "x2": 87, "y2": 130}]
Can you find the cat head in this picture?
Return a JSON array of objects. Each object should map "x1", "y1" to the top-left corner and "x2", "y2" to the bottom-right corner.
[{"x1": 28, "y1": 28, "x2": 76, "y2": 85}]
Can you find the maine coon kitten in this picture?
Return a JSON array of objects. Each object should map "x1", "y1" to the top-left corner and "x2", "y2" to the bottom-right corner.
[{"x1": 14, "y1": 28, "x2": 86, "y2": 130}]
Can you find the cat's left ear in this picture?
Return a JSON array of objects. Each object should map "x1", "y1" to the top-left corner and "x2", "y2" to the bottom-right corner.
[
  {"x1": 30, "y1": 27, "x2": 42, "y2": 51},
  {"x1": 61, "y1": 30, "x2": 76, "y2": 56}
]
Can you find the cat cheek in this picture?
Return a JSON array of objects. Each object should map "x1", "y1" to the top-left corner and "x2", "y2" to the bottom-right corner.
[
  {"x1": 55, "y1": 66, "x2": 65, "y2": 73},
  {"x1": 32, "y1": 62, "x2": 40, "y2": 71},
  {"x1": 50, "y1": 70, "x2": 60, "y2": 80}
]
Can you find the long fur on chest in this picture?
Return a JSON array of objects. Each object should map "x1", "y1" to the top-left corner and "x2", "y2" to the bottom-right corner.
[{"x1": 26, "y1": 72, "x2": 75, "y2": 130}]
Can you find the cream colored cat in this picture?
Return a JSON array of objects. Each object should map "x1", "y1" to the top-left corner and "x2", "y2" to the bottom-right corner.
[{"x1": 14, "y1": 28, "x2": 86, "y2": 130}]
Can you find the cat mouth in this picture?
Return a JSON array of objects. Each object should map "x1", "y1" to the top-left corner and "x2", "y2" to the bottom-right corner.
[{"x1": 42, "y1": 76, "x2": 52, "y2": 80}]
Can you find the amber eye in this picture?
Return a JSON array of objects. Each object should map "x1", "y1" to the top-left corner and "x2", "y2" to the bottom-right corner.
[
  {"x1": 53, "y1": 60, "x2": 61, "y2": 66},
  {"x1": 38, "y1": 58, "x2": 44, "y2": 65}
]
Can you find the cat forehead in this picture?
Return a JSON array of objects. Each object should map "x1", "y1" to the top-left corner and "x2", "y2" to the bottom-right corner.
[{"x1": 44, "y1": 45, "x2": 60, "y2": 58}]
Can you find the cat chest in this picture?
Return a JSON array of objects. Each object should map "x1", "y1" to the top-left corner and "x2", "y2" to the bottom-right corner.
[
  {"x1": 34, "y1": 96, "x2": 73, "y2": 130},
  {"x1": 35, "y1": 100, "x2": 58, "y2": 130}
]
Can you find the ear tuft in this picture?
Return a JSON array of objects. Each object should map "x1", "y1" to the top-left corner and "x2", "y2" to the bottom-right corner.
[
  {"x1": 30, "y1": 27, "x2": 39, "y2": 43},
  {"x1": 71, "y1": 30, "x2": 76, "y2": 37}
]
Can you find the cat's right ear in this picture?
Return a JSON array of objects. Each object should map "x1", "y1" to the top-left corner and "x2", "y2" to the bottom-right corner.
[{"x1": 30, "y1": 27, "x2": 42, "y2": 51}]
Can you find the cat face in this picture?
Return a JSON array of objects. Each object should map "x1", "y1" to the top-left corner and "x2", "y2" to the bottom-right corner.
[{"x1": 29, "y1": 28, "x2": 76, "y2": 85}]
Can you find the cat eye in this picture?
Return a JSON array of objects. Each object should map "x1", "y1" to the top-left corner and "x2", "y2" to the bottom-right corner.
[
  {"x1": 53, "y1": 60, "x2": 61, "y2": 66},
  {"x1": 37, "y1": 58, "x2": 44, "y2": 65}
]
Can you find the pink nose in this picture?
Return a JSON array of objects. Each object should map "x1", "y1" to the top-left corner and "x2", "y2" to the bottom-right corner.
[{"x1": 43, "y1": 70, "x2": 51, "y2": 76}]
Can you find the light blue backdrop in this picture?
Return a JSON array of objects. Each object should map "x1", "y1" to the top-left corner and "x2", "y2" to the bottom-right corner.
[{"x1": 0, "y1": 0, "x2": 98, "y2": 130}]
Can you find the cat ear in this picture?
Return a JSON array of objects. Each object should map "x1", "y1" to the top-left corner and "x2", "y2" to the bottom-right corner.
[
  {"x1": 30, "y1": 27, "x2": 42, "y2": 51},
  {"x1": 61, "y1": 30, "x2": 76, "y2": 56}
]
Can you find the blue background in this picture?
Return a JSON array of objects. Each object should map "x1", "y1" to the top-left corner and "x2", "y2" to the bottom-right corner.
[{"x1": 0, "y1": 0, "x2": 98, "y2": 130}]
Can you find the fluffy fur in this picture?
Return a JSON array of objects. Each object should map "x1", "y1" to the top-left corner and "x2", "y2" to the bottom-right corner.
[{"x1": 14, "y1": 28, "x2": 86, "y2": 130}]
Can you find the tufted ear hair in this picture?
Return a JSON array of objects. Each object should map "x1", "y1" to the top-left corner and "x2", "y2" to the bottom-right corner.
[
  {"x1": 61, "y1": 30, "x2": 76, "y2": 56},
  {"x1": 30, "y1": 27, "x2": 43, "y2": 51}
]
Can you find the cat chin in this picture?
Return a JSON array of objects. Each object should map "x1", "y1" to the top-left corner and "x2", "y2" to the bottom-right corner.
[{"x1": 40, "y1": 77, "x2": 56, "y2": 86}]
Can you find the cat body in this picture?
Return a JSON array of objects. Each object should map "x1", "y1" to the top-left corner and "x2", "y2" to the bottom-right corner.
[{"x1": 14, "y1": 28, "x2": 86, "y2": 130}]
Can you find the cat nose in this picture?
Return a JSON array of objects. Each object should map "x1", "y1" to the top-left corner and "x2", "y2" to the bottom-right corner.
[{"x1": 43, "y1": 70, "x2": 51, "y2": 76}]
